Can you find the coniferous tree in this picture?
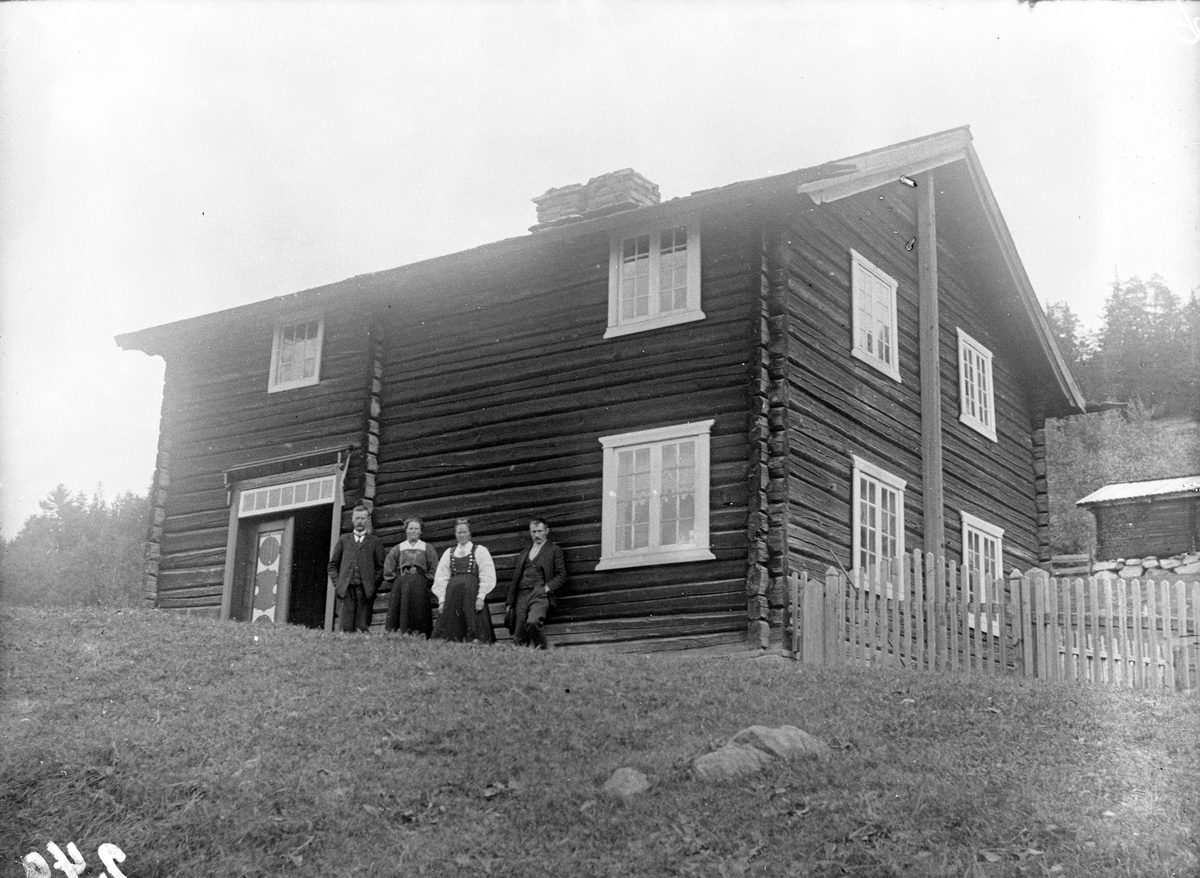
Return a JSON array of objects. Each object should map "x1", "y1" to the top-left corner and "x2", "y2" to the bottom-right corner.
[{"x1": 0, "y1": 485, "x2": 148, "y2": 607}]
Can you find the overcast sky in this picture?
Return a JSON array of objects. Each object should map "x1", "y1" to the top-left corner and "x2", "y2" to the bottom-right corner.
[{"x1": 1, "y1": 0, "x2": 1198, "y2": 538}]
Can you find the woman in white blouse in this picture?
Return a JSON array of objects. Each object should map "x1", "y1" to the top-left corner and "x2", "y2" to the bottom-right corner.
[{"x1": 430, "y1": 519, "x2": 496, "y2": 643}]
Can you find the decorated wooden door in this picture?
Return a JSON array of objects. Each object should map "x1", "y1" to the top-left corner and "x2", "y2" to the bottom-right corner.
[{"x1": 245, "y1": 517, "x2": 295, "y2": 624}]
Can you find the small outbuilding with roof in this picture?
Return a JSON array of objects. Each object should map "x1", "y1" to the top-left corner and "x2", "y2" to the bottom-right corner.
[{"x1": 1077, "y1": 476, "x2": 1200, "y2": 562}]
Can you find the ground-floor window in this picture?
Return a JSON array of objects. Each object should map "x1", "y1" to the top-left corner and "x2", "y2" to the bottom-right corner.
[
  {"x1": 596, "y1": 420, "x2": 716, "y2": 570},
  {"x1": 851, "y1": 454, "x2": 906, "y2": 597}
]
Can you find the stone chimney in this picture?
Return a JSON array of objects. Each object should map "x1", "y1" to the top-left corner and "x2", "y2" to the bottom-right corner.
[{"x1": 531, "y1": 169, "x2": 660, "y2": 231}]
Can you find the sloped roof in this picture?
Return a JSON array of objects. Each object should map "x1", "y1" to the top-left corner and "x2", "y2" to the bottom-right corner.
[
  {"x1": 116, "y1": 126, "x2": 1085, "y2": 414},
  {"x1": 1077, "y1": 476, "x2": 1200, "y2": 507}
]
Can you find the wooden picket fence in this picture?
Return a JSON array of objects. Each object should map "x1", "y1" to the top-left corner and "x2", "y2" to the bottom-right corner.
[{"x1": 788, "y1": 551, "x2": 1200, "y2": 694}]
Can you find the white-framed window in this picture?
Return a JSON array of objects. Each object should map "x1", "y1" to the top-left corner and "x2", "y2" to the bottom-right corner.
[
  {"x1": 269, "y1": 313, "x2": 324, "y2": 393},
  {"x1": 238, "y1": 475, "x2": 338, "y2": 518},
  {"x1": 851, "y1": 455, "x2": 906, "y2": 597},
  {"x1": 850, "y1": 249, "x2": 900, "y2": 382},
  {"x1": 957, "y1": 328, "x2": 997, "y2": 441},
  {"x1": 604, "y1": 221, "x2": 703, "y2": 338},
  {"x1": 597, "y1": 420, "x2": 716, "y2": 569},
  {"x1": 961, "y1": 511, "x2": 1004, "y2": 634}
]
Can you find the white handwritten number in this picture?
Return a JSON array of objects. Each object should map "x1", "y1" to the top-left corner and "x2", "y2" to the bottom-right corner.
[
  {"x1": 22, "y1": 844, "x2": 128, "y2": 878},
  {"x1": 1175, "y1": 0, "x2": 1200, "y2": 45},
  {"x1": 97, "y1": 844, "x2": 129, "y2": 878},
  {"x1": 21, "y1": 853, "x2": 52, "y2": 878},
  {"x1": 45, "y1": 843, "x2": 87, "y2": 878}
]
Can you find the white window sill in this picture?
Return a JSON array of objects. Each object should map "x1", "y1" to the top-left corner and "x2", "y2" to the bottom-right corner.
[
  {"x1": 268, "y1": 376, "x2": 320, "y2": 394},
  {"x1": 604, "y1": 309, "x2": 706, "y2": 339},
  {"x1": 850, "y1": 347, "x2": 901, "y2": 383},
  {"x1": 959, "y1": 413, "x2": 998, "y2": 442},
  {"x1": 596, "y1": 547, "x2": 716, "y2": 570}
]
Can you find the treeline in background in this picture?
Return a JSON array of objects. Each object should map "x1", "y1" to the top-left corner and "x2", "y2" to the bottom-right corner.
[
  {"x1": 1045, "y1": 276, "x2": 1200, "y2": 554},
  {"x1": 1, "y1": 485, "x2": 148, "y2": 608}
]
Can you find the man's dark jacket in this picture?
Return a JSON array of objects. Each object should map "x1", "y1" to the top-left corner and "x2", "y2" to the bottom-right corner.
[
  {"x1": 327, "y1": 532, "x2": 387, "y2": 599},
  {"x1": 505, "y1": 540, "x2": 567, "y2": 609}
]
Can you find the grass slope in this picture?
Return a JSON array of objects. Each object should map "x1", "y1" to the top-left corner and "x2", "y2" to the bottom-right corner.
[{"x1": 2, "y1": 607, "x2": 1198, "y2": 877}]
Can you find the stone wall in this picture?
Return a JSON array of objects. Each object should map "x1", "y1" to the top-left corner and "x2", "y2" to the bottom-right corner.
[{"x1": 1089, "y1": 551, "x2": 1200, "y2": 580}]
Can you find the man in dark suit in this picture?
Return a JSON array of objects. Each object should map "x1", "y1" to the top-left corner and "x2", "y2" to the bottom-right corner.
[
  {"x1": 504, "y1": 517, "x2": 567, "y2": 649},
  {"x1": 327, "y1": 505, "x2": 386, "y2": 633}
]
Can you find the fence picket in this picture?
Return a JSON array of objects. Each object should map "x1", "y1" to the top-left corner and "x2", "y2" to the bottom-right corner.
[
  {"x1": 1062, "y1": 579, "x2": 1075, "y2": 682},
  {"x1": 1088, "y1": 577, "x2": 1101, "y2": 684},
  {"x1": 1186, "y1": 581, "x2": 1200, "y2": 690},
  {"x1": 790, "y1": 572, "x2": 800, "y2": 657},
  {"x1": 970, "y1": 568, "x2": 982, "y2": 676},
  {"x1": 1016, "y1": 571, "x2": 1032, "y2": 678},
  {"x1": 1073, "y1": 578, "x2": 1087, "y2": 683},
  {"x1": 892, "y1": 558, "x2": 902, "y2": 666},
  {"x1": 931, "y1": 553, "x2": 945, "y2": 672},
  {"x1": 830, "y1": 569, "x2": 841, "y2": 667},
  {"x1": 913, "y1": 553, "x2": 926, "y2": 672},
  {"x1": 853, "y1": 568, "x2": 863, "y2": 667},
  {"x1": 1176, "y1": 580, "x2": 1191, "y2": 691},
  {"x1": 1034, "y1": 573, "x2": 1049, "y2": 680},
  {"x1": 877, "y1": 565, "x2": 887, "y2": 667},
  {"x1": 1048, "y1": 575, "x2": 1062, "y2": 682},
  {"x1": 863, "y1": 568, "x2": 873, "y2": 666},
  {"x1": 1117, "y1": 579, "x2": 1130, "y2": 688},
  {"x1": 833, "y1": 568, "x2": 847, "y2": 666},
  {"x1": 1160, "y1": 580, "x2": 1175, "y2": 690},
  {"x1": 1146, "y1": 580, "x2": 1159, "y2": 689},
  {"x1": 1103, "y1": 578, "x2": 1116, "y2": 687},
  {"x1": 1131, "y1": 580, "x2": 1145, "y2": 689}
]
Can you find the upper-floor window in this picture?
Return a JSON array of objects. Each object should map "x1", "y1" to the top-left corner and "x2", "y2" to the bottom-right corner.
[
  {"x1": 597, "y1": 420, "x2": 716, "y2": 569},
  {"x1": 851, "y1": 455, "x2": 906, "y2": 597},
  {"x1": 850, "y1": 249, "x2": 900, "y2": 382},
  {"x1": 269, "y1": 314, "x2": 324, "y2": 393},
  {"x1": 605, "y1": 221, "x2": 703, "y2": 338},
  {"x1": 957, "y1": 328, "x2": 996, "y2": 441}
]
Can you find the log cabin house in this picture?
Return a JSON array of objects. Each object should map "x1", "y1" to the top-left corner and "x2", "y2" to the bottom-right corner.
[
  {"x1": 1077, "y1": 476, "x2": 1200, "y2": 562},
  {"x1": 116, "y1": 127, "x2": 1086, "y2": 652}
]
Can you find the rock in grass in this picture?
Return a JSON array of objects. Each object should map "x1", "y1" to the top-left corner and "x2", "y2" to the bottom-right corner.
[
  {"x1": 731, "y1": 725, "x2": 828, "y2": 760},
  {"x1": 692, "y1": 743, "x2": 775, "y2": 782},
  {"x1": 603, "y1": 767, "x2": 651, "y2": 800},
  {"x1": 692, "y1": 725, "x2": 828, "y2": 783}
]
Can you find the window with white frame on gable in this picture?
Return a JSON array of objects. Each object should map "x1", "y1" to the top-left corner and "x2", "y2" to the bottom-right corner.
[
  {"x1": 596, "y1": 420, "x2": 716, "y2": 569},
  {"x1": 851, "y1": 455, "x2": 906, "y2": 597},
  {"x1": 850, "y1": 249, "x2": 900, "y2": 382},
  {"x1": 269, "y1": 314, "x2": 324, "y2": 393},
  {"x1": 957, "y1": 328, "x2": 997, "y2": 441},
  {"x1": 961, "y1": 511, "x2": 1004, "y2": 634},
  {"x1": 604, "y1": 222, "x2": 703, "y2": 338}
]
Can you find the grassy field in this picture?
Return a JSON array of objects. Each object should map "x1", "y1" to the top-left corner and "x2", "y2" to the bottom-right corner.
[{"x1": 2, "y1": 606, "x2": 1197, "y2": 877}]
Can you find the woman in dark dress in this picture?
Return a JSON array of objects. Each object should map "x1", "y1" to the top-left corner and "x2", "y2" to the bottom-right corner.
[
  {"x1": 431, "y1": 519, "x2": 496, "y2": 643},
  {"x1": 382, "y1": 517, "x2": 441, "y2": 637}
]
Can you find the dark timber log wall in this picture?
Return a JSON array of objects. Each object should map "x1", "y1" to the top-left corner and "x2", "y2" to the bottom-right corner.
[
  {"x1": 1096, "y1": 497, "x2": 1200, "y2": 560},
  {"x1": 373, "y1": 209, "x2": 761, "y2": 648},
  {"x1": 154, "y1": 311, "x2": 374, "y2": 612},
  {"x1": 783, "y1": 186, "x2": 1042, "y2": 579}
]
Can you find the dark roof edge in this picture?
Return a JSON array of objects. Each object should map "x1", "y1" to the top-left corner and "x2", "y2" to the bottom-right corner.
[{"x1": 958, "y1": 143, "x2": 1087, "y2": 415}]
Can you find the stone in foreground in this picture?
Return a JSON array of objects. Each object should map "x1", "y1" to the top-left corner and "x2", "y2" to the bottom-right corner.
[
  {"x1": 603, "y1": 767, "x2": 651, "y2": 800},
  {"x1": 693, "y1": 725, "x2": 828, "y2": 783}
]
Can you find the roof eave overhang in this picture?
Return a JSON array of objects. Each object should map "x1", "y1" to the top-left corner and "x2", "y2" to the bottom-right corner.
[{"x1": 1078, "y1": 491, "x2": 1200, "y2": 509}]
